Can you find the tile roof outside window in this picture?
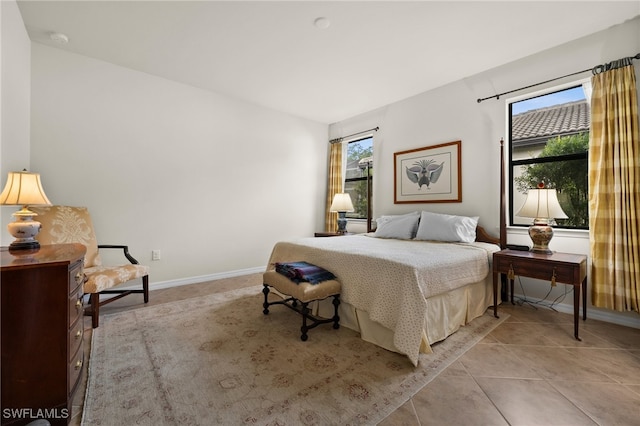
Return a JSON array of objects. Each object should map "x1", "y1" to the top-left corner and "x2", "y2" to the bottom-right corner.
[{"x1": 512, "y1": 100, "x2": 590, "y2": 148}]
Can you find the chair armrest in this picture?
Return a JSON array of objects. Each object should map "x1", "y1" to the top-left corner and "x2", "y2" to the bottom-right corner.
[{"x1": 98, "y1": 244, "x2": 140, "y2": 265}]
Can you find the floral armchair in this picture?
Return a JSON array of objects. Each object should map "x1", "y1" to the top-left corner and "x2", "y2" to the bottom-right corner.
[{"x1": 32, "y1": 205, "x2": 149, "y2": 327}]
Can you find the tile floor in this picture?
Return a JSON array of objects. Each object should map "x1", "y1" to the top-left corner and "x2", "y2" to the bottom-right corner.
[{"x1": 73, "y1": 274, "x2": 640, "y2": 425}]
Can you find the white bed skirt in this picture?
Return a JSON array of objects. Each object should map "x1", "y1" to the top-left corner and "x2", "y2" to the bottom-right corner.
[{"x1": 314, "y1": 274, "x2": 498, "y2": 356}]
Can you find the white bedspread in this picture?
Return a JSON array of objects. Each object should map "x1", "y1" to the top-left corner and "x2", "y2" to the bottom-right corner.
[{"x1": 266, "y1": 234, "x2": 500, "y2": 366}]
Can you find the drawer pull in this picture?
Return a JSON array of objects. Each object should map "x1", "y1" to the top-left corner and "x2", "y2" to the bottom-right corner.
[
  {"x1": 76, "y1": 299, "x2": 82, "y2": 309},
  {"x1": 75, "y1": 271, "x2": 84, "y2": 284},
  {"x1": 551, "y1": 268, "x2": 557, "y2": 287},
  {"x1": 507, "y1": 264, "x2": 515, "y2": 280},
  {"x1": 75, "y1": 330, "x2": 82, "y2": 340},
  {"x1": 75, "y1": 359, "x2": 83, "y2": 370}
]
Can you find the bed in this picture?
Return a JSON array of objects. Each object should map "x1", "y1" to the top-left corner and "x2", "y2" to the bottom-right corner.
[
  {"x1": 267, "y1": 140, "x2": 508, "y2": 366},
  {"x1": 266, "y1": 209, "x2": 503, "y2": 366}
]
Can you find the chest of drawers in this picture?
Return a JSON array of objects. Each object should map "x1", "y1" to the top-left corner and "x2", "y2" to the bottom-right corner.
[{"x1": 1, "y1": 244, "x2": 86, "y2": 425}]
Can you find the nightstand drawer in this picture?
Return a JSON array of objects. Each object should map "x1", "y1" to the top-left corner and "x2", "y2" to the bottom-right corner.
[
  {"x1": 546, "y1": 263, "x2": 577, "y2": 284},
  {"x1": 495, "y1": 256, "x2": 574, "y2": 284}
]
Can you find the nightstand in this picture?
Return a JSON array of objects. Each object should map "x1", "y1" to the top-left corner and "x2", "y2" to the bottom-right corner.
[
  {"x1": 314, "y1": 232, "x2": 351, "y2": 237},
  {"x1": 492, "y1": 249, "x2": 588, "y2": 340}
]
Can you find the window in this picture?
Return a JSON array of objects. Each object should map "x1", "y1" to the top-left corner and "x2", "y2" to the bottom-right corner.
[
  {"x1": 509, "y1": 84, "x2": 590, "y2": 229},
  {"x1": 344, "y1": 136, "x2": 373, "y2": 231}
]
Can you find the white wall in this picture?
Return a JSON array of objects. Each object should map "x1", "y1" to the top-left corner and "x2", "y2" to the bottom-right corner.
[
  {"x1": 331, "y1": 16, "x2": 640, "y2": 328},
  {"x1": 0, "y1": 0, "x2": 31, "y2": 239},
  {"x1": 29, "y1": 44, "x2": 328, "y2": 284},
  {"x1": 7, "y1": 5, "x2": 639, "y2": 327}
]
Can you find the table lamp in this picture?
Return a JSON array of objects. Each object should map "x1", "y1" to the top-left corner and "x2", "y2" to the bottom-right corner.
[
  {"x1": 0, "y1": 170, "x2": 52, "y2": 250},
  {"x1": 515, "y1": 183, "x2": 567, "y2": 254},
  {"x1": 330, "y1": 193, "x2": 354, "y2": 234}
]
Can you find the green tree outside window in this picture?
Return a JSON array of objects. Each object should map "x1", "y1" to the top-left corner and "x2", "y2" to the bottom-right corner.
[{"x1": 514, "y1": 132, "x2": 589, "y2": 228}]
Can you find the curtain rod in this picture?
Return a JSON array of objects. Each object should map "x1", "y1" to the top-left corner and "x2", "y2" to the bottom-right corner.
[
  {"x1": 330, "y1": 126, "x2": 379, "y2": 144},
  {"x1": 477, "y1": 52, "x2": 640, "y2": 103}
]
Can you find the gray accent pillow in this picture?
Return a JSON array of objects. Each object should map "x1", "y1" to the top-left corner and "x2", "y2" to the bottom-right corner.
[
  {"x1": 415, "y1": 211, "x2": 478, "y2": 243},
  {"x1": 374, "y1": 211, "x2": 420, "y2": 239}
]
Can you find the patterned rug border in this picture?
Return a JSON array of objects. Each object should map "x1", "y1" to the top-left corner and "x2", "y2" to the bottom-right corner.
[{"x1": 82, "y1": 285, "x2": 509, "y2": 425}]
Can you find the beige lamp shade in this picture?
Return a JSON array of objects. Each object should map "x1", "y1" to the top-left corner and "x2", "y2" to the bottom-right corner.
[
  {"x1": 329, "y1": 193, "x2": 354, "y2": 212},
  {"x1": 329, "y1": 193, "x2": 354, "y2": 234},
  {"x1": 0, "y1": 171, "x2": 52, "y2": 250},
  {"x1": 516, "y1": 188, "x2": 567, "y2": 220},
  {"x1": 0, "y1": 171, "x2": 52, "y2": 206},
  {"x1": 515, "y1": 187, "x2": 567, "y2": 254}
]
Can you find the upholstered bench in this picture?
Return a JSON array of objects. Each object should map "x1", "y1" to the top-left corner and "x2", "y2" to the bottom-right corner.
[{"x1": 262, "y1": 270, "x2": 341, "y2": 341}]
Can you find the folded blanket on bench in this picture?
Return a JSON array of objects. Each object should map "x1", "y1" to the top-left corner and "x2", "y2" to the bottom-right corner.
[{"x1": 275, "y1": 261, "x2": 336, "y2": 284}]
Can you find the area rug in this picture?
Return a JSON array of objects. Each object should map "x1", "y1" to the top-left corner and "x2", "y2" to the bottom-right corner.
[{"x1": 82, "y1": 285, "x2": 508, "y2": 425}]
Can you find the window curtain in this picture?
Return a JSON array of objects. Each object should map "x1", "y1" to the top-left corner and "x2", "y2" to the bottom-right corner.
[
  {"x1": 589, "y1": 61, "x2": 640, "y2": 313},
  {"x1": 325, "y1": 142, "x2": 343, "y2": 233}
]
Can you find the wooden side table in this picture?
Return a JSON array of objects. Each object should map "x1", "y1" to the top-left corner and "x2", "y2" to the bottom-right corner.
[
  {"x1": 492, "y1": 249, "x2": 588, "y2": 340},
  {"x1": 314, "y1": 232, "x2": 351, "y2": 237}
]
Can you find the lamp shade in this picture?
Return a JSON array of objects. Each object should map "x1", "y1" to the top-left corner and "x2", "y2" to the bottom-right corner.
[
  {"x1": 0, "y1": 171, "x2": 52, "y2": 206},
  {"x1": 329, "y1": 193, "x2": 354, "y2": 212},
  {"x1": 1, "y1": 171, "x2": 52, "y2": 250},
  {"x1": 516, "y1": 188, "x2": 567, "y2": 220}
]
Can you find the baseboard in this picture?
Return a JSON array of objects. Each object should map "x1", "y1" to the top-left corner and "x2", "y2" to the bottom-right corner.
[
  {"x1": 511, "y1": 292, "x2": 640, "y2": 329},
  {"x1": 111, "y1": 266, "x2": 265, "y2": 293}
]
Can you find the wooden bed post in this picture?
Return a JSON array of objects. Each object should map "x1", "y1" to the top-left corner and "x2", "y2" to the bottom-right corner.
[
  {"x1": 498, "y1": 138, "x2": 508, "y2": 303},
  {"x1": 499, "y1": 138, "x2": 507, "y2": 249}
]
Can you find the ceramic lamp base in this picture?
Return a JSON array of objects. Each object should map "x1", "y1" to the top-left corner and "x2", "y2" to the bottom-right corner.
[
  {"x1": 528, "y1": 221, "x2": 554, "y2": 254},
  {"x1": 336, "y1": 211, "x2": 348, "y2": 234},
  {"x1": 7, "y1": 207, "x2": 42, "y2": 251}
]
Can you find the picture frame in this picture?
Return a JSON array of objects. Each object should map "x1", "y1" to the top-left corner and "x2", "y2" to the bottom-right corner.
[{"x1": 394, "y1": 140, "x2": 461, "y2": 204}]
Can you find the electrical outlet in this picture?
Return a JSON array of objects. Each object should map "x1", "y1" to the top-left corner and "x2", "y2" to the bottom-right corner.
[{"x1": 152, "y1": 250, "x2": 161, "y2": 261}]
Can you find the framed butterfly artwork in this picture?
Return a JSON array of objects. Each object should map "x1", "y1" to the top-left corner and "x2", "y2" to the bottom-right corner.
[{"x1": 394, "y1": 140, "x2": 461, "y2": 203}]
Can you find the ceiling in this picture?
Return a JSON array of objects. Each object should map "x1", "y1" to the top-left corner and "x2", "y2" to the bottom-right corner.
[{"x1": 16, "y1": 1, "x2": 640, "y2": 124}]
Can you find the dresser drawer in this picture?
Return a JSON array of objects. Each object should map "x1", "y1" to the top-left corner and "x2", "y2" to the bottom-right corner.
[
  {"x1": 69, "y1": 259, "x2": 85, "y2": 294},
  {"x1": 68, "y1": 316, "x2": 84, "y2": 361},
  {"x1": 68, "y1": 349, "x2": 84, "y2": 396},
  {"x1": 69, "y1": 286, "x2": 84, "y2": 326}
]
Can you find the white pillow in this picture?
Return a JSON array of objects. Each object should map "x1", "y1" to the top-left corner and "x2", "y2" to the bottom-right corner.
[
  {"x1": 374, "y1": 211, "x2": 420, "y2": 240},
  {"x1": 415, "y1": 211, "x2": 479, "y2": 243}
]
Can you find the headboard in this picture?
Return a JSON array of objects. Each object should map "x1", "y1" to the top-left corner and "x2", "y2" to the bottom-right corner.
[{"x1": 476, "y1": 226, "x2": 501, "y2": 246}]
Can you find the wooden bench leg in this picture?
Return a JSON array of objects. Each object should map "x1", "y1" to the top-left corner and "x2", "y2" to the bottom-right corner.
[
  {"x1": 301, "y1": 302, "x2": 310, "y2": 341},
  {"x1": 261, "y1": 283, "x2": 340, "y2": 342},
  {"x1": 332, "y1": 295, "x2": 340, "y2": 329},
  {"x1": 262, "y1": 284, "x2": 270, "y2": 315}
]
